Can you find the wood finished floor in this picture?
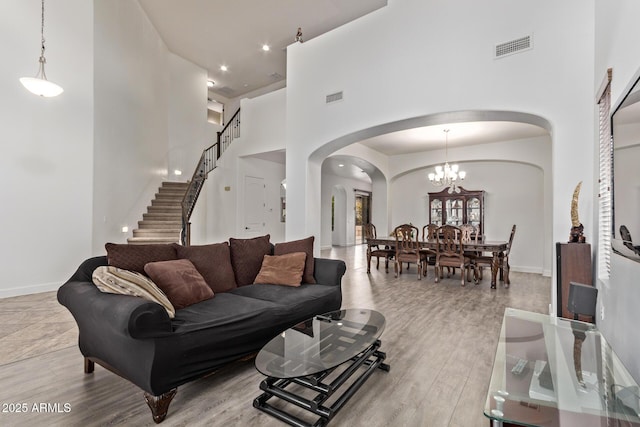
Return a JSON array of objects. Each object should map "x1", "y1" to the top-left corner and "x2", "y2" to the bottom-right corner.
[{"x1": 0, "y1": 245, "x2": 551, "y2": 427}]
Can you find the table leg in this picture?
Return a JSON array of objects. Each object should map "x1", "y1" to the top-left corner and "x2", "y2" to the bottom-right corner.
[
  {"x1": 491, "y1": 252, "x2": 499, "y2": 289},
  {"x1": 366, "y1": 245, "x2": 372, "y2": 273},
  {"x1": 504, "y1": 258, "x2": 510, "y2": 288}
]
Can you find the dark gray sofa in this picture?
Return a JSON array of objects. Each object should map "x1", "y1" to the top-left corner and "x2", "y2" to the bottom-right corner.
[{"x1": 57, "y1": 255, "x2": 346, "y2": 423}]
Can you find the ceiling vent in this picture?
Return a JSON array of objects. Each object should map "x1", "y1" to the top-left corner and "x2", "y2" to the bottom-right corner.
[
  {"x1": 326, "y1": 91, "x2": 343, "y2": 104},
  {"x1": 494, "y1": 35, "x2": 532, "y2": 59},
  {"x1": 217, "y1": 86, "x2": 235, "y2": 96}
]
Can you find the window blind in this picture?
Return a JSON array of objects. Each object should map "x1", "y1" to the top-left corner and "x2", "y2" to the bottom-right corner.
[{"x1": 597, "y1": 69, "x2": 613, "y2": 279}]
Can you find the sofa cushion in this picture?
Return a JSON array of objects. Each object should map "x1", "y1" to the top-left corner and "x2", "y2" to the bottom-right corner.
[
  {"x1": 274, "y1": 236, "x2": 316, "y2": 284},
  {"x1": 229, "y1": 234, "x2": 272, "y2": 286},
  {"x1": 144, "y1": 259, "x2": 214, "y2": 310},
  {"x1": 105, "y1": 243, "x2": 177, "y2": 275},
  {"x1": 229, "y1": 283, "x2": 342, "y2": 322},
  {"x1": 92, "y1": 266, "x2": 176, "y2": 318},
  {"x1": 174, "y1": 242, "x2": 236, "y2": 293},
  {"x1": 254, "y1": 252, "x2": 306, "y2": 286}
]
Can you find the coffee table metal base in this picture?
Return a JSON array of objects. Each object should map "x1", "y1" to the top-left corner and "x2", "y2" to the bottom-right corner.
[{"x1": 253, "y1": 339, "x2": 389, "y2": 427}]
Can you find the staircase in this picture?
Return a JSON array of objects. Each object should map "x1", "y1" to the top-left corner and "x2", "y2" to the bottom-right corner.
[
  {"x1": 125, "y1": 107, "x2": 241, "y2": 246},
  {"x1": 127, "y1": 181, "x2": 188, "y2": 245}
]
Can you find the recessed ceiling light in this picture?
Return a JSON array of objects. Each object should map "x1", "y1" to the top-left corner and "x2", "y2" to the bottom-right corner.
[
  {"x1": 220, "y1": 65, "x2": 228, "y2": 72},
  {"x1": 207, "y1": 80, "x2": 214, "y2": 88},
  {"x1": 338, "y1": 164, "x2": 344, "y2": 167},
  {"x1": 262, "y1": 44, "x2": 270, "y2": 52}
]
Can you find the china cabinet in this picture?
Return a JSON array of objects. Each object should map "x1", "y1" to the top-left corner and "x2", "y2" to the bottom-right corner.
[{"x1": 428, "y1": 187, "x2": 485, "y2": 236}]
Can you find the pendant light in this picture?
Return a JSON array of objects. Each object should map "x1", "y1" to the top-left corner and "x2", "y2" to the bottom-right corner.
[{"x1": 20, "y1": 0, "x2": 64, "y2": 97}]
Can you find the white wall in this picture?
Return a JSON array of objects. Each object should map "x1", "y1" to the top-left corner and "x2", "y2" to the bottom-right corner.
[
  {"x1": 168, "y1": 52, "x2": 209, "y2": 178},
  {"x1": 0, "y1": 0, "x2": 93, "y2": 297},
  {"x1": 595, "y1": 0, "x2": 640, "y2": 384},
  {"x1": 168, "y1": 52, "x2": 212, "y2": 245},
  {"x1": 236, "y1": 157, "x2": 286, "y2": 242},
  {"x1": 93, "y1": 1, "x2": 211, "y2": 251},
  {"x1": 93, "y1": 0, "x2": 170, "y2": 251},
  {"x1": 321, "y1": 174, "x2": 373, "y2": 249}
]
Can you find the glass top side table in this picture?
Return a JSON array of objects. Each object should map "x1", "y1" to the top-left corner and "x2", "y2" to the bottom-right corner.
[{"x1": 484, "y1": 308, "x2": 640, "y2": 427}]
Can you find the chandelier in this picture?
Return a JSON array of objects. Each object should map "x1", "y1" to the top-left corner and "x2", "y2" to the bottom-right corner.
[
  {"x1": 428, "y1": 129, "x2": 466, "y2": 192},
  {"x1": 19, "y1": 0, "x2": 64, "y2": 97}
]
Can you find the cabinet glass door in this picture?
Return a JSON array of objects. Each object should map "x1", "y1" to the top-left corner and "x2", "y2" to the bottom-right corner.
[
  {"x1": 430, "y1": 199, "x2": 442, "y2": 226},
  {"x1": 446, "y1": 199, "x2": 463, "y2": 226},
  {"x1": 467, "y1": 197, "x2": 481, "y2": 228}
]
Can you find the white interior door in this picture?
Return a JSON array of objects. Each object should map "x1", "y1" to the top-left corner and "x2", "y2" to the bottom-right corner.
[{"x1": 244, "y1": 176, "x2": 265, "y2": 235}]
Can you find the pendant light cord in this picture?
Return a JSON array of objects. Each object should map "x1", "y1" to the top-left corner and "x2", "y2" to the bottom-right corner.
[
  {"x1": 37, "y1": 0, "x2": 48, "y2": 80},
  {"x1": 40, "y1": 0, "x2": 46, "y2": 59},
  {"x1": 444, "y1": 129, "x2": 449, "y2": 163}
]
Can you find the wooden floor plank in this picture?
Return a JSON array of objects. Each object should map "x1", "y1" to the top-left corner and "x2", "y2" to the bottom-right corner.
[{"x1": 0, "y1": 245, "x2": 550, "y2": 426}]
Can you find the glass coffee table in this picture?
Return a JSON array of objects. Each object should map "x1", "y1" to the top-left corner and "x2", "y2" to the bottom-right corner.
[{"x1": 253, "y1": 308, "x2": 390, "y2": 427}]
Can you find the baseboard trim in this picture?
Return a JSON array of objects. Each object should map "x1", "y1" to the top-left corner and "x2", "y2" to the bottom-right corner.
[
  {"x1": 510, "y1": 266, "x2": 544, "y2": 275},
  {"x1": 0, "y1": 281, "x2": 62, "y2": 299}
]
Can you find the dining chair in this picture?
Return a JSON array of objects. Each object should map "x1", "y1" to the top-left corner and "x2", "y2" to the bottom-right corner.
[
  {"x1": 447, "y1": 223, "x2": 478, "y2": 279},
  {"x1": 364, "y1": 223, "x2": 395, "y2": 273},
  {"x1": 393, "y1": 224, "x2": 427, "y2": 279},
  {"x1": 434, "y1": 225, "x2": 477, "y2": 286},
  {"x1": 419, "y1": 224, "x2": 438, "y2": 277},
  {"x1": 475, "y1": 224, "x2": 516, "y2": 285}
]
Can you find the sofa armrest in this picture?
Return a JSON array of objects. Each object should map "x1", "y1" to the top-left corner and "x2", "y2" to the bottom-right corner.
[
  {"x1": 313, "y1": 258, "x2": 346, "y2": 287},
  {"x1": 58, "y1": 278, "x2": 172, "y2": 340}
]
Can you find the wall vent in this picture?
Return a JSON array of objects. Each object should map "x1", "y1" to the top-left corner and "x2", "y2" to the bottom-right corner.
[
  {"x1": 326, "y1": 91, "x2": 343, "y2": 104},
  {"x1": 495, "y1": 35, "x2": 532, "y2": 59}
]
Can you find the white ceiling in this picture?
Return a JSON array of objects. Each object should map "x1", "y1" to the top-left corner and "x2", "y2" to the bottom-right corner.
[
  {"x1": 324, "y1": 121, "x2": 548, "y2": 182},
  {"x1": 138, "y1": 0, "x2": 387, "y2": 99},
  {"x1": 136, "y1": 1, "x2": 550, "y2": 183},
  {"x1": 357, "y1": 121, "x2": 548, "y2": 156}
]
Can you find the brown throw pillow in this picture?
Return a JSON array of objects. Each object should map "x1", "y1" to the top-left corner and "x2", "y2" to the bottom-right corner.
[
  {"x1": 229, "y1": 234, "x2": 272, "y2": 286},
  {"x1": 274, "y1": 236, "x2": 316, "y2": 284},
  {"x1": 144, "y1": 259, "x2": 214, "y2": 310},
  {"x1": 105, "y1": 243, "x2": 177, "y2": 275},
  {"x1": 254, "y1": 252, "x2": 307, "y2": 287},
  {"x1": 174, "y1": 242, "x2": 237, "y2": 293},
  {"x1": 92, "y1": 266, "x2": 175, "y2": 319}
]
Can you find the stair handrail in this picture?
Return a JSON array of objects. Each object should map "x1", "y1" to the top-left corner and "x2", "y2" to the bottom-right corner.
[
  {"x1": 217, "y1": 107, "x2": 241, "y2": 157},
  {"x1": 181, "y1": 108, "x2": 240, "y2": 245}
]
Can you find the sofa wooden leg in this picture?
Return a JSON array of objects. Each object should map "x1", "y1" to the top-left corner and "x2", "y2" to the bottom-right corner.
[
  {"x1": 84, "y1": 358, "x2": 94, "y2": 374},
  {"x1": 144, "y1": 388, "x2": 177, "y2": 424}
]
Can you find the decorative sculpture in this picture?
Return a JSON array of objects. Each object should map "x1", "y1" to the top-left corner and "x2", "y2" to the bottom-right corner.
[
  {"x1": 569, "y1": 181, "x2": 586, "y2": 243},
  {"x1": 295, "y1": 27, "x2": 303, "y2": 43}
]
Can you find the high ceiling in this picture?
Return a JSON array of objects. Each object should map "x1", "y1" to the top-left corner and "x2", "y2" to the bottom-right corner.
[
  {"x1": 136, "y1": 1, "x2": 550, "y2": 184},
  {"x1": 138, "y1": 0, "x2": 387, "y2": 99}
]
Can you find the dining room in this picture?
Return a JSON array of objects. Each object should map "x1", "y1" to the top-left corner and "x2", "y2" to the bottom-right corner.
[{"x1": 319, "y1": 119, "x2": 553, "y2": 283}]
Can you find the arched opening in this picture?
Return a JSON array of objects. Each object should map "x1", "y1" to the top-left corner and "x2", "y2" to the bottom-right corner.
[{"x1": 308, "y1": 110, "x2": 552, "y2": 273}]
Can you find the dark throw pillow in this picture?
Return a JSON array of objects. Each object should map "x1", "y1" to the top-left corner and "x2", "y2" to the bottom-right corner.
[
  {"x1": 174, "y1": 242, "x2": 237, "y2": 293},
  {"x1": 254, "y1": 252, "x2": 307, "y2": 287},
  {"x1": 144, "y1": 259, "x2": 213, "y2": 310},
  {"x1": 274, "y1": 236, "x2": 316, "y2": 284},
  {"x1": 229, "y1": 234, "x2": 272, "y2": 286},
  {"x1": 105, "y1": 243, "x2": 177, "y2": 275}
]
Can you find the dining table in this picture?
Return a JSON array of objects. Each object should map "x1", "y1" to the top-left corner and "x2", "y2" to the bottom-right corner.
[{"x1": 366, "y1": 236, "x2": 509, "y2": 288}]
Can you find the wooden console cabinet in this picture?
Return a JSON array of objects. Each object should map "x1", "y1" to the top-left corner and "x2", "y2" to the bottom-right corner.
[{"x1": 556, "y1": 242, "x2": 592, "y2": 319}]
